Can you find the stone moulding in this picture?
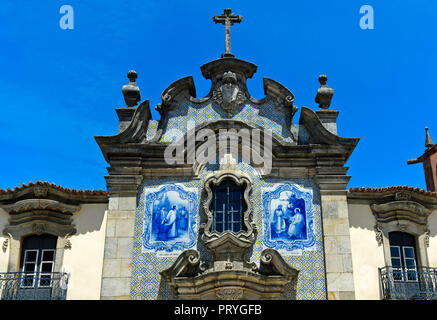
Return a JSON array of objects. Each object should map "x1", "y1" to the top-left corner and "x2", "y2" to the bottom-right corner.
[
  {"x1": 370, "y1": 200, "x2": 431, "y2": 227},
  {"x1": 2, "y1": 198, "x2": 78, "y2": 239}
]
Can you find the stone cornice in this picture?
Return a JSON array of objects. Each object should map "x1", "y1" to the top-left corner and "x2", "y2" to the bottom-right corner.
[{"x1": 348, "y1": 187, "x2": 437, "y2": 208}]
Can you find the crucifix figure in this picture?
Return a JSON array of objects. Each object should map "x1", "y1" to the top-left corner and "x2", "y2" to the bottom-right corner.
[{"x1": 213, "y1": 8, "x2": 243, "y2": 58}]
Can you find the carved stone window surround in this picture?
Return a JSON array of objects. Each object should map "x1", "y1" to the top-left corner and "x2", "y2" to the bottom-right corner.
[
  {"x1": 371, "y1": 199, "x2": 431, "y2": 268},
  {"x1": 200, "y1": 169, "x2": 256, "y2": 257},
  {"x1": 1, "y1": 198, "x2": 79, "y2": 273}
]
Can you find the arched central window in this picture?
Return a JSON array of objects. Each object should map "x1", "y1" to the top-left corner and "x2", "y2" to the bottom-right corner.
[{"x1": 211, "y1": 179, "x2": 247, "y2": 233}]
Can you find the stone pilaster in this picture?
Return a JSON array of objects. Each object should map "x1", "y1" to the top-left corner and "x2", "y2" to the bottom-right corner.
[
  {"x1": 100, "y1": 194, "x2": 137, "y2": 300},
  {"x1": 316, "y1": 173, "x2": 356, "y2": 300}
]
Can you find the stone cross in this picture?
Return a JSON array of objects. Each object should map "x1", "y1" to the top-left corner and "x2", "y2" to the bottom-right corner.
[{"x1": 213, "y1": 8, "x2": 243, "y2": 57}]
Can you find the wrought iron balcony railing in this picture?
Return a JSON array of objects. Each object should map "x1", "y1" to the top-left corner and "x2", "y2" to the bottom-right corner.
[
  {"x1": 379, "y1": 266, "x2": 437, "y2": 300},
  {"x1": 0, "y1": 272, "x2": 69, "y2": 300}
]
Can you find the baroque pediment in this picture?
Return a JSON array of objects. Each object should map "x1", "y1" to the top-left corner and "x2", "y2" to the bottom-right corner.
[{"x1": 155, "y1": 57, "x2": 298, "y2": 121}]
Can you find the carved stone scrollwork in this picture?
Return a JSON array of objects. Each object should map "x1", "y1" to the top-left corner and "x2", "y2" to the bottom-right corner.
[
  {"x1": 215, "y1": 288, "x2": 244, "y2": 300},
  {"x1": 374, "y1": 225, "x2": 383, "y2": 247},
  {"x1": 64, "y1": 233, "x2": 73, "y2": 250},
  {"x1": 424, "y1": 229, "x2": 430, "y2": 248},
  {"x1": 2, "y1": 238, "x2": 9, "y2": 253}
]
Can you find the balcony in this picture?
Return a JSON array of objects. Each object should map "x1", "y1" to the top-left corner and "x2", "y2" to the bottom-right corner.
[
  {"x1": 0, "y1": 272, "x2": 69, "y2": 300},
  {"x1": 379, "y1": 266, "x2": 437, "y2": 300}
]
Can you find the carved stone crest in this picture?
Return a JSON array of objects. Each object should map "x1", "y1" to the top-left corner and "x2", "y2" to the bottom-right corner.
[
  {"x1": 32, "y1": 223, "x2": 47, "y2": 235},
  {"x1": 215, "y1": 288, "x2": 244, "y2": 300},
  {"x1": 212, "y1": 71, "x2": 246, "y2": 117},
  {"x1": 395, "y1": 191, "x2": 411, "y2": 201}
]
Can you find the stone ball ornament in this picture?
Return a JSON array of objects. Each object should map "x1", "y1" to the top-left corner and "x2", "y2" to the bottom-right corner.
[
  {"x1": 122, "y1": 70, "x2": 141, "y2": 107},
  {"x1": 315, "y1": 74, "x2": 334, "y2": 109}
]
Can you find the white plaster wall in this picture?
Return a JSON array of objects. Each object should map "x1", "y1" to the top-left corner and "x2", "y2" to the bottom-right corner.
[
  {"x1": 0, "y1": 208, "x2": 9, "y2": 273},
  {"x1": 63, "y1": 203, "x2": 107, "y2": 300},
  {"x1": 348, "y1": 203, "x2": 385, "y2": 300},
  {"x1": 427, "y1": 210, "x2": 437, "y2": 267}
]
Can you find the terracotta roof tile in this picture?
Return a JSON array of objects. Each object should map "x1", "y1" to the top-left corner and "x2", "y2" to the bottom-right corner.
[
  {"x1": 0, "y1": 181, "x2": 108, "y2": 196},
  {"x1": 348, "y1": 185, "x2": 437, "y2": 197}
]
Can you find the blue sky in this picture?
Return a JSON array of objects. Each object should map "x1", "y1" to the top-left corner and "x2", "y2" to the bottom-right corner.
[{"x1": 0, "y1": 1, "x2": 436, "y2": 191}]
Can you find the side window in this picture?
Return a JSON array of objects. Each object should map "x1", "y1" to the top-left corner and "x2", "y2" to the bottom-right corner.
[
  {"x1": 20, "y1": 234, "x2": 57, "y2": 288},
  {"x1": 389, "y1": 232, "x2": 418, "y2": 281},
  {"x1": 211, "y1": 179, "x2": 247, "y2": 233}
]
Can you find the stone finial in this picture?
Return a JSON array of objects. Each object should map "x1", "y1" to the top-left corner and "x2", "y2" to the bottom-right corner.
[
  {"x1": 425, "y1": 127, "x2": 434, "y2": 149},
  {"x1": 122, "y1": 70, "x2": 141, "y2": 107},
  {"x1": 315, "y1": 74, "x2": 334, "y2": 109}
]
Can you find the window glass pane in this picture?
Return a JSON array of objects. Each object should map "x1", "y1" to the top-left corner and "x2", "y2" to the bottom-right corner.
[
  {"x1": 215, "y1": 223, "x2": 223, "y2": 233},
  {"x1": 41, "y1": 262, "x2": 53, "y2": 273},
  {"x1": 212, "y1": 180, "x2": 245, "y2": 233},
  {"x1": 390, "y1": 246, "x2": 400, "y2": 258},
  {"x1": 24, "y1": 263, "x2": 36, "y2": 273},
  {"x1": 25, "y1": 250, "x2": 37, "y2": 262},
  {"x1": 42, "y1": 250, "x2": 55, "y2": 262},
  {"x1": 403, "y1": 247, "x2": 414, "y2": 259},
  {"x1": 391, "y1": 258, "x2": 402, "y2": 267},
  {"x1": 405, "y1": 258, "x2": 416, "y2": 269}
]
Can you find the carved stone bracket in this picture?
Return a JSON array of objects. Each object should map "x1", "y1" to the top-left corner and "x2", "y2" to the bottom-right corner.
[
  {"x1": 374, "y1": 225, "x2": 383, "y2": 247},
  {"x1": 424, "y1": 229, "x2": 430, "y2": 248},
  {"x1": 2, "y1": 233, "x2": 12, "y2": 252}
]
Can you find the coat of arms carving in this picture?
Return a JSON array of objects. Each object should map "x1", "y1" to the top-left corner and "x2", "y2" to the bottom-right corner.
[{"x1": 212, "y1": 71, "x2": 246, "y2": 117}]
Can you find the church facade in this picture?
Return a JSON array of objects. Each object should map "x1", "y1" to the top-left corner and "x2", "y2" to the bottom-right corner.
[{"x1": 0, "y1": 9, "x2": 436, "y2": 300}]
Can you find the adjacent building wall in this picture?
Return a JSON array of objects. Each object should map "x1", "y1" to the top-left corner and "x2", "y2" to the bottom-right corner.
[
  {"x1": 63, "y1": 203, "x2": 108, "y2": 300},
  {"x1": 427, "y1": 210, "x2": 437, "y2": 267},
  {"x1": 0, "y1": 208, "x2": 9, "y2": 273},
  {"x1": 348, "y1": 203, "x2": 384, "y2": 300}
]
